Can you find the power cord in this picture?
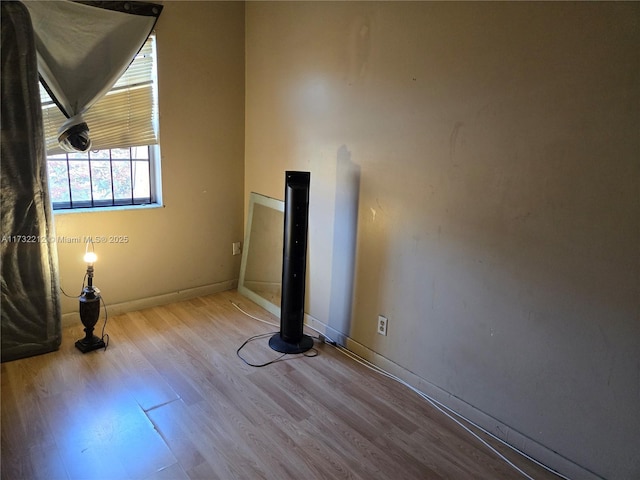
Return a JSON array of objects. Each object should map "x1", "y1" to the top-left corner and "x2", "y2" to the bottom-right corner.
[
  {"x1": 231, "y1": 301, "x2": 279, "y2": 328},
  {"x1": 232, "y1": 302, "x2": 318, "y2": 367},
  {"x1": 60, "y1": 273, "x2": 86, "y2": 299},
  {"x1": 236, "y1": 332, "x2": 285, "y2": 367},
  {"x1": 236, "y1": 331, "x2": 319, "y2": 367},
  {"x1": 231, "y1": 300, "x2": 570, "y2": 480},
  {"x1": 332, "y1": 344, "x2": 538, "y2": 480},
  {"x1": 99, "y1": 295, "x2": 110, "y2": 351}
]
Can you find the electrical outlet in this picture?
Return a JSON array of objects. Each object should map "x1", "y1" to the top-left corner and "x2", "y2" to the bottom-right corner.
[
  {"x1": 377, "y1": 315, "x2": 388, "y2": 336},
  {"x1": 232, "y1": 242, "x2": 241, "y2": 256}
]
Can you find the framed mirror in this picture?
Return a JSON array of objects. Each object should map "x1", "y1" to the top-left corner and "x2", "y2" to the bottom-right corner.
[{"x1": 238, "y1": 192, "x2": 284, "y2": 317}]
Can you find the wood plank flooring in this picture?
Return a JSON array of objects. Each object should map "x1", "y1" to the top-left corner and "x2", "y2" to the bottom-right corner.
[{"x1": 1, "y1": 290, "x2": 561, "y2": 479}]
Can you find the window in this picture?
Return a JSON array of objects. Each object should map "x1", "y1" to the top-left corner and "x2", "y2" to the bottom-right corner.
[
  {"x1": 40, "y1": 35, "x2": 161, "y2": 210},
  {"x1": 46, "y1": 146, "x2": 157, "y2": 209}
]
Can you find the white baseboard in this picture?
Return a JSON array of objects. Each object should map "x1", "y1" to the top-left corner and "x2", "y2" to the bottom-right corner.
[
  {"x1": 61, "y1": 279, "x2": 237, "y2": 328},
  {"x1": 303, "y1": 312, "x2": 602, "y2": 480}
]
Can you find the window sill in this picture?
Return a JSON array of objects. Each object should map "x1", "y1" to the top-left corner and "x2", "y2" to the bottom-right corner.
[{"x1": 52, "y1": 203, "x2": 164, "y2": 215}]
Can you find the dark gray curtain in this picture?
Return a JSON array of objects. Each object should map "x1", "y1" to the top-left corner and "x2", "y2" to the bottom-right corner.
[{"x1": 1, "y1": 1, "x2": 62, "y2": 362}]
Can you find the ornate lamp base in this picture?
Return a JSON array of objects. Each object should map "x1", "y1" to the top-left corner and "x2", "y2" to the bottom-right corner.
[
  {"x1": 76, "y1": 285, "x2": 104, "y2": 353},
  {"x1": 75, "y1": 335, "x2": 106, "y2": 353}
]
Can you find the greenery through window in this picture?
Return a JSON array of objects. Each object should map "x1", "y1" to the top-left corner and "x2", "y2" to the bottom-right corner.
[{"x1": 47, "y1": 146, "x2": 157, "y2": 210}]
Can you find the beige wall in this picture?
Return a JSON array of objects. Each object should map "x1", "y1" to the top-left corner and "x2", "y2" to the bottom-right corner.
[
  {"x1": 245, "y1": 2, "x2": 640, "y2": 479},
  {"x1": 54, "y1": 1, "x2": 245, "y2": 317}
]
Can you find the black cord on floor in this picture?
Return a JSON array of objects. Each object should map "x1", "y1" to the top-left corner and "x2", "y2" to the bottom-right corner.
[
  {"x1": 237, "y1": 332, "x2": 284, "y2": 367},
  {"x1": 236, "y1": 332, "x2": 318, "y2": 367}
]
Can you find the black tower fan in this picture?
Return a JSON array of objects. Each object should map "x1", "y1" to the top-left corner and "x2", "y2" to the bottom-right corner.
[{"x1": 269, "y1": 171, "x2": 314, "y2": 354}]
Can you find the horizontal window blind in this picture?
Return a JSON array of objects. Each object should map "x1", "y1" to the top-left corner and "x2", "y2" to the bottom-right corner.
[{"x1": 40, "y1": 36, "x2": 158, "y2": 154}]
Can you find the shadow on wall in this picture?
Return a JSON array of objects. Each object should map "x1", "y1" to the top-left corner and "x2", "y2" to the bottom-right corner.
[{"x1": 328, "y1": 145, "x2": 361, "y2": 342}]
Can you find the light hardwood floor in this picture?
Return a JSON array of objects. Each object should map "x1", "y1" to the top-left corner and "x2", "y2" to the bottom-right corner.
[{"x1": 1, "y1": 290, "x2": 561, "y2": 480}]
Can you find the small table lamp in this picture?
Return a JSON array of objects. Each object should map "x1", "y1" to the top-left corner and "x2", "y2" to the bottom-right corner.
[{"x1": 75, "y1": 245, "x2": 106, "y2": 353}]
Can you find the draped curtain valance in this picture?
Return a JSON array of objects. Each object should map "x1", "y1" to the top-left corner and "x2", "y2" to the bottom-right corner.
[{"x1": 23, "y1": 0, "x2": 162, "y2": 153}]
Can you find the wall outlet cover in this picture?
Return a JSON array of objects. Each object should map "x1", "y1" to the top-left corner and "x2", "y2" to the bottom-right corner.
[{"x1": 377, "y1": 315, "x2": 388, "y2": 336}]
